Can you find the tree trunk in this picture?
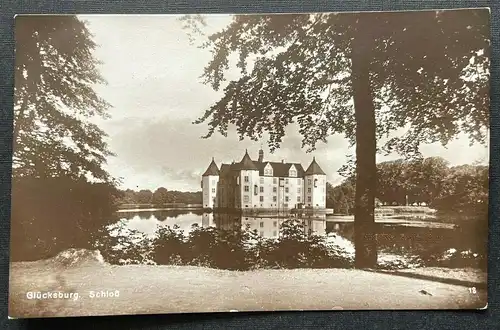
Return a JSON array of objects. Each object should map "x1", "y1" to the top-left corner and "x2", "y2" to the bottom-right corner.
[{"x1": 351, "y1": 27, "x2": 378, "y2": 269}]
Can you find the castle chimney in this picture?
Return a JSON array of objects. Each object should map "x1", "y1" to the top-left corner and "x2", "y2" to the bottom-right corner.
[
  {"x1": 258, "y1": 148, "x2": 264, "y2": 162},
  {"x1": 281, "y1": 159, "x2": 284, "y2": 163}
]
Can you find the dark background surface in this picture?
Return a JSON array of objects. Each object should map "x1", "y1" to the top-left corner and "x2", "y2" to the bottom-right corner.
[{"x1": 0, "y1": 0, "x2": 498, "y2": 329}]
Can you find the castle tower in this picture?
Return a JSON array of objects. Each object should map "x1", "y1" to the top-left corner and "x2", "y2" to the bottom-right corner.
[
  {"x1": 304, "y1": 157, "x2": 327, "y2": 208},
  {"x1": 202, "y1": 157, "x2": 219, "y2": 208},
  {"x1": 258, "y1": 146, "x2": 264, "y2": 162},
  {"x1": 239, "y1": 149, "x2": 260, "y2": 209}
]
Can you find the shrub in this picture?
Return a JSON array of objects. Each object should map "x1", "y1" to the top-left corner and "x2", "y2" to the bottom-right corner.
[
  {"x1": 93, "y1": 220, "x2": 155, "y2": 265},
  {"x1": 96, "y1": 218, "x2": 354, "y2": 270},
  {"x1": 153, "y1": 225, "x2": 186, "y2": 265}
]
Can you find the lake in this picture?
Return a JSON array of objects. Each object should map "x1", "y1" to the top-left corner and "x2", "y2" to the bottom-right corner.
[{"x1": 110, "y1": 208, "x2": 487, "y2": 269}]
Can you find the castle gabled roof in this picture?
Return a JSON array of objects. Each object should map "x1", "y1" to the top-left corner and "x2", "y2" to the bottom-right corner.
[
  {"x1": 304, "y1": 157, "x2": 326, "y2": 175},
  {"x1": 217, "y1": 151, "x2": 322, "y2": 178},
  {"x1": 254, "y1": 161, "x2": 305, "y2": 177},
  {"x1": 202, "y1": 157, "x2": 220, "y2": 176},
  {"x1": 239, "y1": 150, "x2": 259, "y2": 170}
]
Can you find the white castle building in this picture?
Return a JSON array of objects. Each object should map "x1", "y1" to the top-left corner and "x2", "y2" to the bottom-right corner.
[{"x1": 201, "y1": 148, "x2": 327, "y2": 211}]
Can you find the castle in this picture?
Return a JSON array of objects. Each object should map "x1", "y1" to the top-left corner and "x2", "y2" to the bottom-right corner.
[{"x1": 201, "y1": 148, "x2": 327, "y2": 211}]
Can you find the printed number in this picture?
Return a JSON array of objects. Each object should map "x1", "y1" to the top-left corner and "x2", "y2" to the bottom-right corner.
[{"x1": 469, "y1": 287, "x2": 477, "y2": 294}]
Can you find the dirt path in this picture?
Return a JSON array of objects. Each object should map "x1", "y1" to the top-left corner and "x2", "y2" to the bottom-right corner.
[{"x1": 8, "y1": 261, "x2": 486, "y2": 318}]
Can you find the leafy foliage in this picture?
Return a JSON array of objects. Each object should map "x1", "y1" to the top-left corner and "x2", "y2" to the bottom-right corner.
[
  {"x1": 14, "y1": 15, "x2": 113, "y2": 181},
  {"x1": 433, "y1": 164, "x2": 488, "y2": 215},
  {"x1": 186, "y1": 11, "x2": 489, "y2": 155},
  {"x1": 327, "y1": 157, "x2": 488, "y2": 215},
  {"x1": 96, "y1": 219, "x2": 353, "y2": 270},
  {"x1": 94, "y1": 220, "x2": 155, "y2": 265},
  {"x1": 11, "y1": 16, "x2": 118, "y2": 261},
  {"x1": 326, "y1": 181, "x2": 355, "y2": 215}
]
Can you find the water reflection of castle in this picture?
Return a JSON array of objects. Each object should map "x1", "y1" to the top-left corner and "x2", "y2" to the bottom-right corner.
[
  {"x1": 201, "y1": 213, "x2": 327, "y2": 239},
  {"x1": 201, "y1": 148, "x2": 327, "y2": 213}
]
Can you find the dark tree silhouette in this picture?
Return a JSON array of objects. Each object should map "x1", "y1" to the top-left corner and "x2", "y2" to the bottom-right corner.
[
  {"x1": 11, "y1": 16, "x2": 117, "y2": 260},
  {"x1": 186, "y1": 9, "x2": 490, "y2": 267},
  {"x1": 14, "y1": 15, "x2": 113, "y2": 181}
]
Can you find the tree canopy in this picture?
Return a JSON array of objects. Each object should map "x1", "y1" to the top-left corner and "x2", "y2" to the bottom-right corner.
[
  {"x1": 14, "y1": 15, "x2": 113, "y2": 182},
  {"x1": 187, "y1": 9, "x2": 490, "y2": 267},
  {"x1": 11, "y1": 16, "x2": 118, "y2": 261},
  {"x1": 190, "y1": 10, "x2": 489, "y2": 154}
]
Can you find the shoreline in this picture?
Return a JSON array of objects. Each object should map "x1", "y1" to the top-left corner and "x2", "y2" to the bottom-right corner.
[{"x1": 115, "y1": 207, "x2": 455, "y2": 228}]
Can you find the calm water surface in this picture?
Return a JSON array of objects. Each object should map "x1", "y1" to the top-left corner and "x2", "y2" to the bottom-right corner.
[{"x1": 112, "y1": 209, "x2": 487, "y2": 263}]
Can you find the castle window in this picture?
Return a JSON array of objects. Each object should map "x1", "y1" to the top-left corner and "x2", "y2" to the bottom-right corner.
[
  {"x1": 297, "y1": 196, "x2": 301, "y2": 202},
  {"x1": 273, "y1": 178, "x2": 277, "y2": 184},
  {"x1": 260, "y1": 177, "x2": 264, "y2": 184},
  {"x1": 260, "y1": 222, "x2": 264, "y2": 228},
  {"x1": 260, "y1": 186, "x2": 264, "y2": 193},
  {"x1": 285, "y1": 187, "x2": 289, "y2": 193},
  {"x1": 260, "y1": 196, "x2": 264, "y2": 202},
  {"x1": 285, "y1": 196, "x2": 289, "y2": 202},
  {"x1": 307, "y1": 196, "x2": 311, "y2": 202},
  {"x1": 243, "y1": 195, "x2": 249, "y2": 202},
  {"x1": 290, "y1": 170, "x2": 296, "y2": 177},
  {"x1": 273, "y1": 187, "x2": 277, "y2": 193},
  {"x1": 244, "y1": 185, "x2": 249, "y2": 192},
  {"x1": 273, "y1": 221, "x2": 277, "y2": 227},
  {"x1": 254, "y1": 185, "x2": 258, "y2": 195},
  {"x1": 308, "y1": 179, "x2": 312, "y2": 185},
  {"x1": 212, "y1": 188, "x2": 215, "y2": 193},
  {"x1": 244, "y1": 176, "x2": 249, "y2": 182},
  {"x1": 297, "y1": 187, "x2": 301, "y2": 193},
  {"x1": 314, "y1": 179, "x2": 318, "y2": 188},
  {"x1": 273, "y1": 196, "x2": 277, "y2": 202},
  {"x1": 285, "y1": 178, "x2": 289, "y2": 184},
  {"x1": 308, "y1": 188, "x2": 311, "y2": 193}
]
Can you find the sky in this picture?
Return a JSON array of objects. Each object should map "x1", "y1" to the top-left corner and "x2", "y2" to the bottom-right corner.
[{"x1": 81, "y1": 14, "x2": 489, "y2": 192}]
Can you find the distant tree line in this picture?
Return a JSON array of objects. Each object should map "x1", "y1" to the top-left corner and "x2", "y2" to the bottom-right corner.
[
  {"x1": 117, "y1": 188, "x2": 203, "y2": 206},
  {"x1": 326, "y1": 157, "x2": 488, "y2": 216}
]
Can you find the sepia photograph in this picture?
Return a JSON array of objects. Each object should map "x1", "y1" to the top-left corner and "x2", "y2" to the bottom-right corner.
[{"x1": 9, "y1": 8, "x2": 490, "y2": 318}]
